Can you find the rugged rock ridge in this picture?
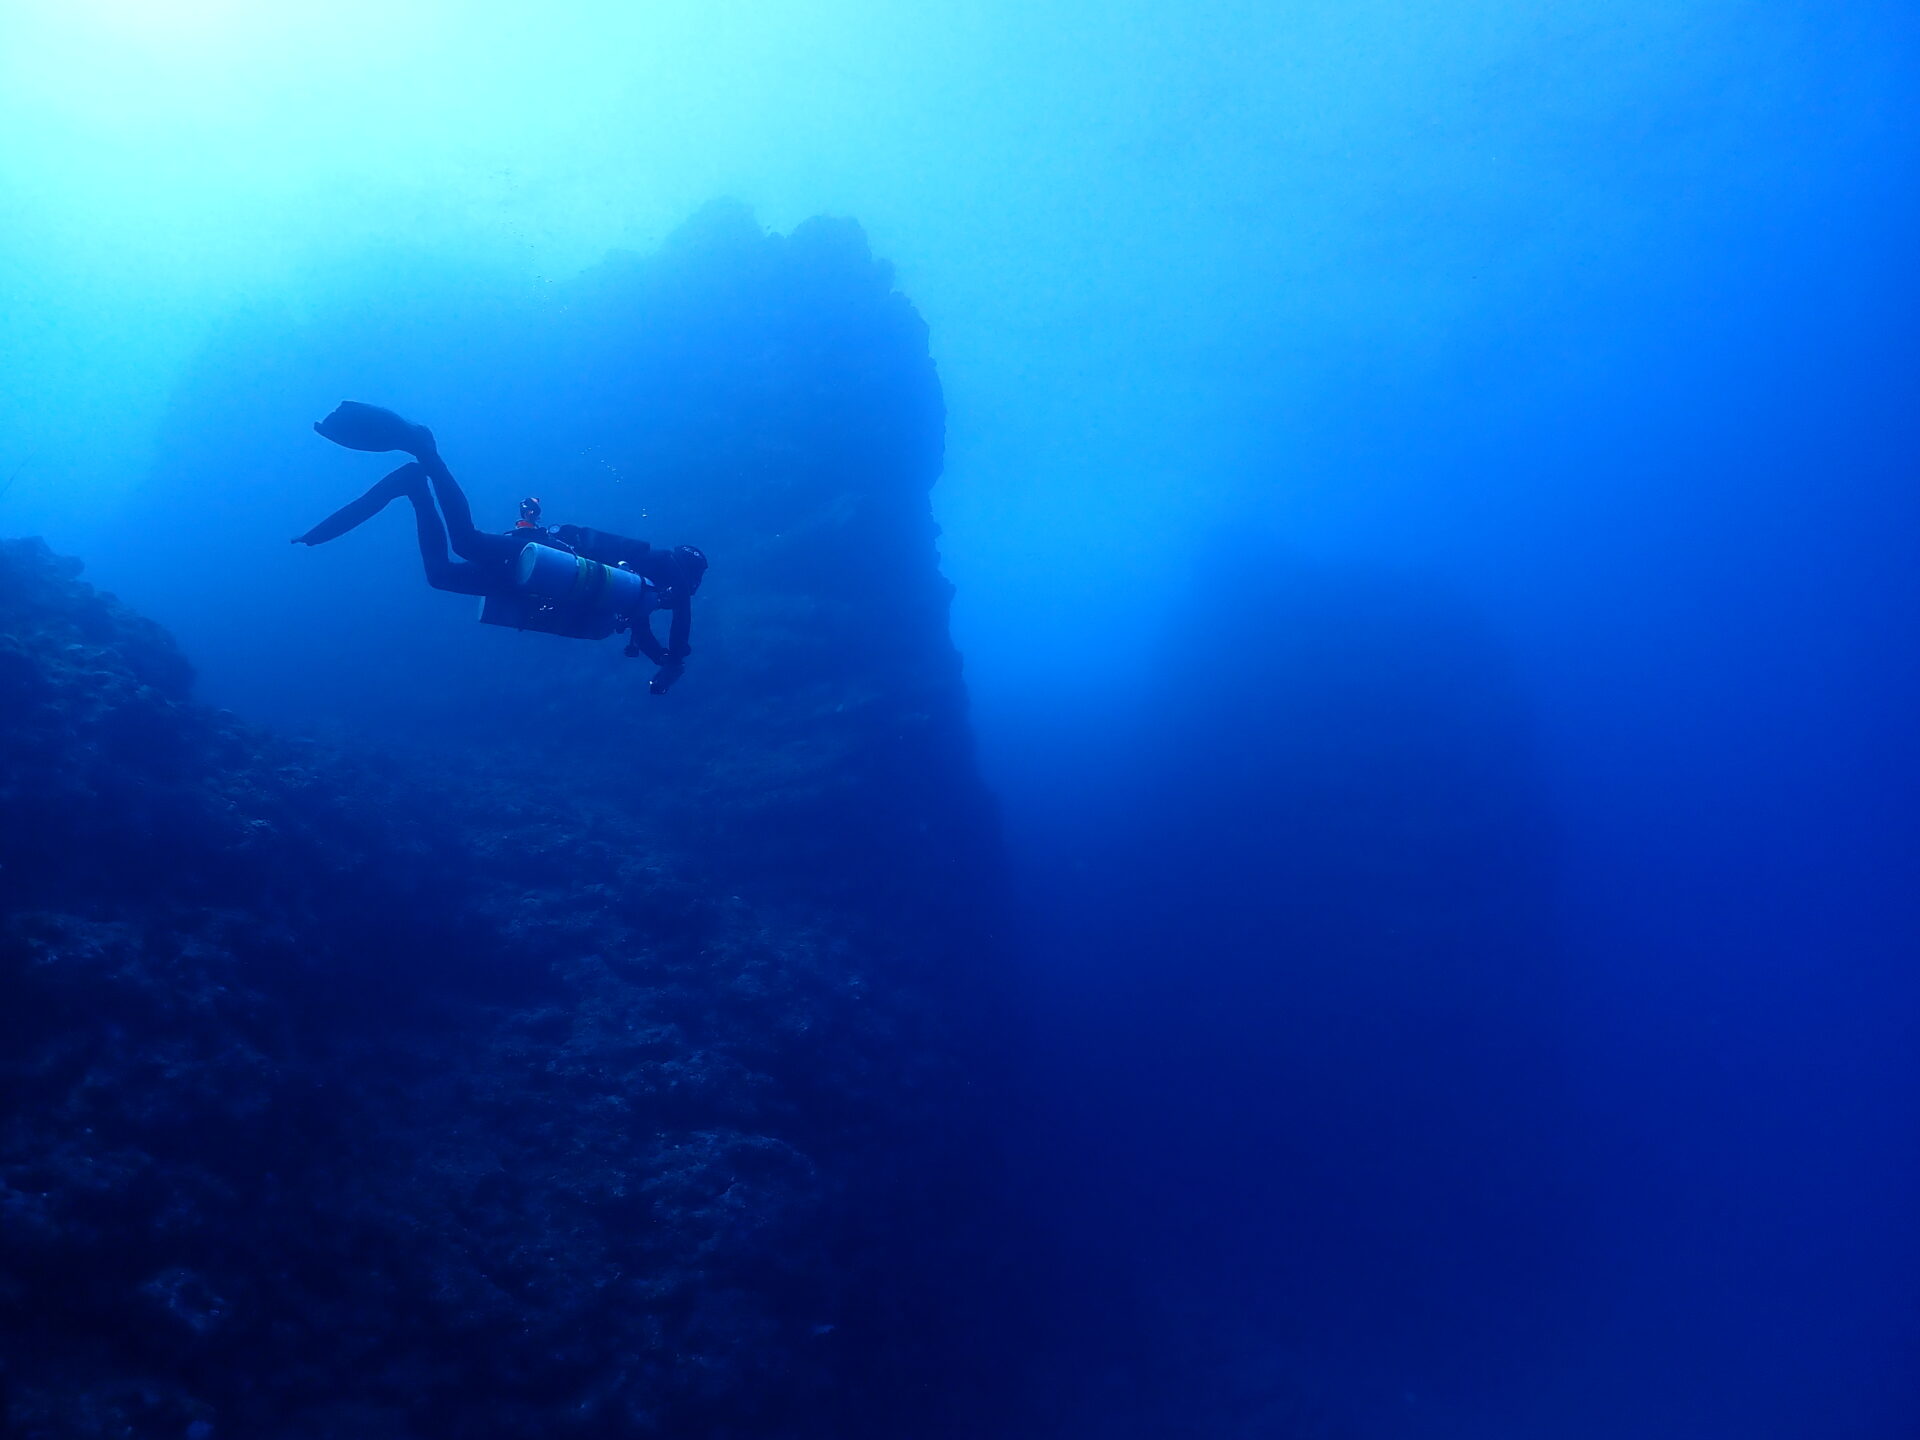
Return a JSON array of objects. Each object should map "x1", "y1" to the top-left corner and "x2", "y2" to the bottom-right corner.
[
  {"x1": 0, "y1": 212, "x2": 1012, "y2": 1440},
  {"x1": 119, "y1": 200, "x2": 998, "y2": 926}
]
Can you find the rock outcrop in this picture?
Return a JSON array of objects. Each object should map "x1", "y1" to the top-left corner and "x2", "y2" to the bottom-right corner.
[
  {"x1": 0, "y1": 209, "x2": 1014, "y2": 1440},
  {"x1": 1026, "y1": 548, "x2": 1572, "y2": 1437}
]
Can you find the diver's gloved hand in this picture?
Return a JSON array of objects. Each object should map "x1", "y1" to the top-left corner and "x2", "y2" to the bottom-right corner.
[
  {"x1": 313, "y1": 402, "x2": 435, "y2": 458},
  {"x1": 648, "y1": 662, "x2": 685, "y2": 696}
]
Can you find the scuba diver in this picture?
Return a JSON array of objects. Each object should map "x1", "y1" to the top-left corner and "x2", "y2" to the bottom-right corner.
[{"x1": 293, "y1": 402, "x2": 706, "y2": 695}]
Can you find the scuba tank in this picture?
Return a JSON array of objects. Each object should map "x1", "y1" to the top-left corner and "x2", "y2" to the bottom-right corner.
[{"x1": 478, "y1": 541, "x2": 654, "y2": 641}]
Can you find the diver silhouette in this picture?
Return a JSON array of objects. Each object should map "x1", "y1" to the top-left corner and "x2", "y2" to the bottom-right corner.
[{"x1": 294, "y1": 403, "x2": 705, "y2": 694}]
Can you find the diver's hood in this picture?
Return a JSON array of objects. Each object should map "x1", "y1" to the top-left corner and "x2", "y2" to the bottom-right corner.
[{"x1": 313, "y1": 401, "x2": 422, "y2": 454}]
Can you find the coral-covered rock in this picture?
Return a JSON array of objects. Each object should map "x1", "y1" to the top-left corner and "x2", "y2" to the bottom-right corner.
[{"x1": 0, "y1": 212, "x2": 1013, "y2": 1439}]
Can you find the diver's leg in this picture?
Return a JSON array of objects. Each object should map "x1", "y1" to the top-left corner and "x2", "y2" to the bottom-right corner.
[
  {"x1": 401, "y1": 475, "x2": 497, "y2": 596},
  {"x1": 418, "y1": 452, "x2": 518, "y2": 565},
  {"x1": 292, "y1": 462, "x2": 424, "y2": 545}
]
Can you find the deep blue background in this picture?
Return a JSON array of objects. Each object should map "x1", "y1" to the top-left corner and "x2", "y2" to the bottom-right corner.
[{"x1": 3, "y1": 3, "x2": 1916, "y2": 1435}]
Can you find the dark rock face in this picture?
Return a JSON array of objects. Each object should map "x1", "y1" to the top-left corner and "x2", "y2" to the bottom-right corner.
[
  {"x1": 0, "y1": 212, "x2": 1012, "y2": 1440},
  {"x1": 1024, "y1": 550, "x2": 1573, "y2": 1436}
]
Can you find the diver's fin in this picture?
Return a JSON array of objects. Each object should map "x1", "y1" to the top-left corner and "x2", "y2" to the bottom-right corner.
[
  {"x1": 294, "y1": 464, "x2": 424, "y2": 544},
  {"x1": 313, "y1": 401, "x2": 431, "y2": 455}
]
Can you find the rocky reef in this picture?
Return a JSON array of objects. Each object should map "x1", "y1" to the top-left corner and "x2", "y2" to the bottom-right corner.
[
  {"x1": 0, "y1": 210, "x2": 1015, "y2": 1439},
  {"x1": 1025, "y1": 548, "x2": 1574, "y2": 1437}
]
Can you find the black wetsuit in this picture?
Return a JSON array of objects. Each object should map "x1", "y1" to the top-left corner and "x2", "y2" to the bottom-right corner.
[{"x1": 298, "y1": 456, "x2": 694, "y2": 662}]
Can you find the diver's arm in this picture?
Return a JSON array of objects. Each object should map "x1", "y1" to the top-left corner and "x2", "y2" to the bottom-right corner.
[
  {"x1": 634, "y1": 619, "x2": 683, "y2": 694},
  {"x1": 665, "y1": 596, "x2": 692, "y2": 662},
  {"x1": 628, "y1": 603, "x2": 689, "y2": 694},
  {"x1": 625, "y1": 614, "x2": 669, "y2": 666}
]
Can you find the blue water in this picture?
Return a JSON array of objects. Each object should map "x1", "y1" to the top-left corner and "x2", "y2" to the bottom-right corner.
[{"x1": 4, "y1": 2, "x2": 1917, "y2": 1436}]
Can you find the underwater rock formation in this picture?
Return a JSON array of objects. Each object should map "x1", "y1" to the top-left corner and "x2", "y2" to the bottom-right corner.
[
  {"x1": 114, "y1": 202, "x2": 992, "y2": 916},
  {"x1": 1024, "y1": 549, "x2": 1573, "y2": 1434},
  {"x1": 0, "y1": 210, "x2": 1012, "y2": 1440}
]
